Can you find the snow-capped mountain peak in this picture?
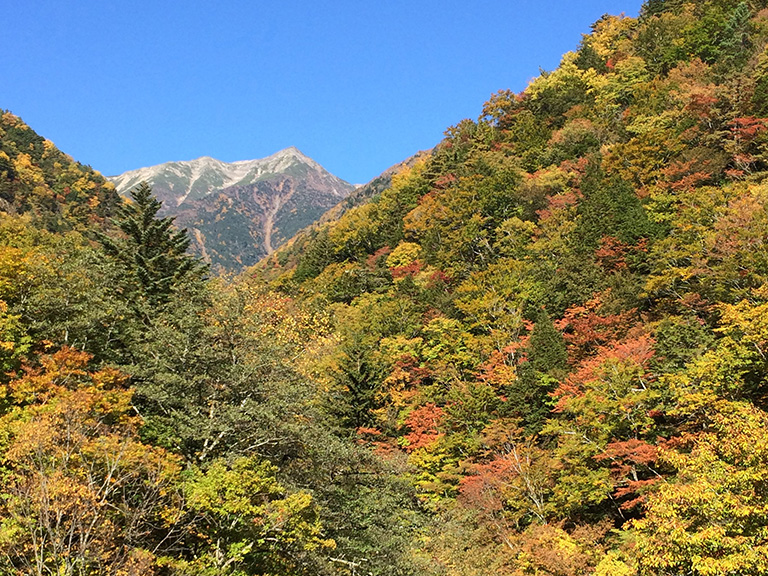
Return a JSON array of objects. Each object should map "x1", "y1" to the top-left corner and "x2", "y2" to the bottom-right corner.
[
  {"x1": 107, "y1": 148, "x2": 354, "y2": 271},
  {"x1": 108, "y1": 147, "x2": 342, "y2": 206}
]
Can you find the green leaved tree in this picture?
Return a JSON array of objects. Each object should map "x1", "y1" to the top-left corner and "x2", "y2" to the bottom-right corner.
[{"x1": 99, "y1": 182, "x2": 203, "y2": 304}]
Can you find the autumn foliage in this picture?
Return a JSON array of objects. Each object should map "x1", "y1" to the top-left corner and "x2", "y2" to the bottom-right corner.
[{"x1": 7, "y1": 0, "x2": 768, "y2": 574}]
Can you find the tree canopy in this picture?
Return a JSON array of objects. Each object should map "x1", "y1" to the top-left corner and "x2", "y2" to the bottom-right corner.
[{"x1": 6, "y1": 0, "x2": 768, "y2": 573}]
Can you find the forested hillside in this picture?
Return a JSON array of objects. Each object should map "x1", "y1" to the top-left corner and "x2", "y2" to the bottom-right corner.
[
  {"x1": 0, "y1": 111, "x2": 121, "y2": 230},
  {"x1": 4, "y1": 0, "x2": 768, "y2": 574},
  {"x1": 257, "y1": 0, "x2": 768, "y2": 573},
  {"x1": 0, "y1": 120, "x2": 428, "y2": 574}
]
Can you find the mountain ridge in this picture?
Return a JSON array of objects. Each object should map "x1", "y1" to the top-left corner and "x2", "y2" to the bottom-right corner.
[
  {"x1": 108, "y1": 147, "x2": 350, "y2": 208},
  {"x1": 109, "y1": 148, "x2": 355, "y2": 271}
]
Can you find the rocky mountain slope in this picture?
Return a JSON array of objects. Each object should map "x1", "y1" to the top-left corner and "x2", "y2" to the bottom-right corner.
[{"x1": 110, "y1": 148, "x2": 354, "y2": 271}]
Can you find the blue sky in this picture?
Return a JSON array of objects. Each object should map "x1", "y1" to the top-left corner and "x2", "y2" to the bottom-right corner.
[{"x1": 2, "y1": 1, "x2": 645, "y2": 184}]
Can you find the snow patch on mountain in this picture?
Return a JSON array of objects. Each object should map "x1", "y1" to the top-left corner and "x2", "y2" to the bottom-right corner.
[
  {"x1": 107, "y1": 147, "x2": 356, "y2": 271},
  {"x1": 108, "y1": 147, "x2": 348, "y2": 205}
]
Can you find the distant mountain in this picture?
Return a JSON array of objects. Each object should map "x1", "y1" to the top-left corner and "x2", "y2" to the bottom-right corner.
[{"x1": 109, "y1": 148, "x2": 354, "y2": 271}]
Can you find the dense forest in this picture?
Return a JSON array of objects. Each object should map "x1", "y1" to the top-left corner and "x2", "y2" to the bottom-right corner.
[{"x1": 4, "y1": 0, "x2": 768, "y2": 574}]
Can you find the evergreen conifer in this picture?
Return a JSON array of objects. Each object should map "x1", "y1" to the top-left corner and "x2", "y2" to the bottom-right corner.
[{"x1": 99, "y1": 182, "x2": 203, "y2": 303}]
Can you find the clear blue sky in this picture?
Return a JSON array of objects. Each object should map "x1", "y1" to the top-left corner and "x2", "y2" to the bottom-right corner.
[{"x1": 2, "y1": 1, "x2": 645, "y2": 184}]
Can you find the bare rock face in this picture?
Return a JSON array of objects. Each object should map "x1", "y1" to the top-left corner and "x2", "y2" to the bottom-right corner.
[{"x1": 109, "y1": 148, "x2": 354, "y2": 271}]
